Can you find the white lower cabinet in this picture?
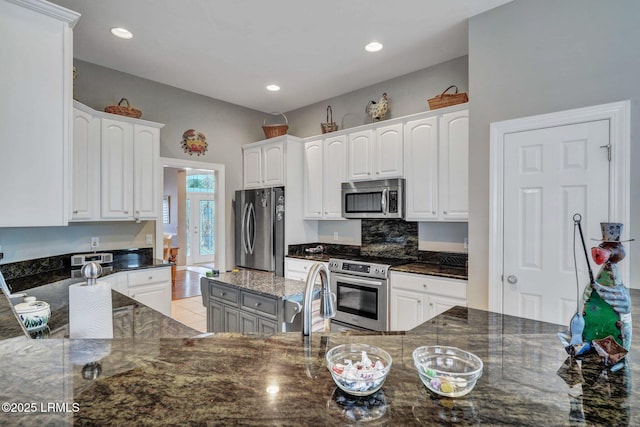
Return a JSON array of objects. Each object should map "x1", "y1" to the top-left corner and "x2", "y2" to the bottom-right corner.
[
  {"x1": 100, "y1": 267, "x2": 172, "y2": 317},
  {"x1": 126, "y1": 267, "x2": 172, "y2": 317},
  {"x1": 389, "y1": 271, "x2": 466, "y2": 331},
  {"x1": 285, "y1": 257, "x2": 328, "y2": 282}
]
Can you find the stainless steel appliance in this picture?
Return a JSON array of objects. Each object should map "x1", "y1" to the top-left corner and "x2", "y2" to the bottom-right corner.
[
  {"x1": 70, "y1": 252, "x2": 113, "y2": 278},
  {"x1": 329, "y1": 257, "x2": 397, "y2": 331},
  {"x1": 341, "y1": 178, "x2": 405, "y2": 219},
  {"x1": 235, "y1": 187, "x2": 285, "y2": 276}
]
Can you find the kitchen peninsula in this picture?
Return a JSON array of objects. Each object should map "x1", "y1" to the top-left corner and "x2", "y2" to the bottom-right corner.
[{"x1": 1, "y1": 290, "x2": 638, "y2": 425}]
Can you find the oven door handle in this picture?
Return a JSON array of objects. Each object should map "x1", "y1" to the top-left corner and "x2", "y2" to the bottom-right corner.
[{"x1": 334, "y1": 275, "x2": 384, "y2": 287}]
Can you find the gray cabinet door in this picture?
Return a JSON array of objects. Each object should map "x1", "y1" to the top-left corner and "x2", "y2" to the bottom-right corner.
[
  {"x1": 258, "y1": 318, "x2": 278, "y2": 335},
  {"x1": 209, "y1": 301, "x2": 224, "y2": 333},
  {"x1": 240, "y1": 312, "x2": 258, "y2": 334},
  {"x1": 224, "y1": 306, "x2": 240, "y2": 332}
]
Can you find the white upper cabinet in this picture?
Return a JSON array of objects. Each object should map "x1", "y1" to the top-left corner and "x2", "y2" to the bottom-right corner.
[
  {"x1": 303, "y1": 140, "x2": 323, "y2": 219},
  {"x1": 375, "y1": 123, "x2": 404, "y2": 178},
  {"x1": 0, "y1": 0, "x2": 79, "y2": 227},
  {"x1": 71, "y1": 107, "x2": 100, "y2": 221},
  {"x1": 323, "y1": 135, "x2": 348, "y2": 218},
  {"x1": 242, "y1": 146, "x2": 263, "y2": 189},
  {"x1": 133, "y1": 124, "x2": 161, "y2": 220},
  {"x1": 348, "y1": 125, "x2": 403, "y2": 181},
  {"x1": 243, "y1": 139, "x2": 285, "y2": 189},
  {"x1": 404, "y1": 116, "x2": 439, "y2": 221},
  {"x1": 303, "y1": 135, "x2": 347, "y2": 219},
  {"x1": 347, "y1": 130, "x2": 374, "y2": 181},
  {"x1": 403, "y1": 108, "x2": 468, "y2": 222},
  {"x1": 439, "y1": 110, "x2": 469, "y2": 221},
  {"x1": 101, "y1": 118, "x2": 134, "y2": 219},
  {"x1": 262, "y1": 141, "x2": 285, "y2": 187},
  {"x1": 71, "y1": 102, "x2": 163, "y2": 222}
]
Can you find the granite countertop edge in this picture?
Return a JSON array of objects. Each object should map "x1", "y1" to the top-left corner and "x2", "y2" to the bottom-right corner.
[{"x1": 286, "y1": 254, "x2": 468, "y2": 280}]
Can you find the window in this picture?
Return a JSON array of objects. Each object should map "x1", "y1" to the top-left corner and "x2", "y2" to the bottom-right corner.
[{"x1": 186, "y1": 174, "x2": 215, "y2": 193}]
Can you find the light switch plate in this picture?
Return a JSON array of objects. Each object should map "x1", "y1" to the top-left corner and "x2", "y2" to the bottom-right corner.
[
  {"x1": 145, "y1": 234, "x2": 153, "y2": 245},
  {"x1": 90, "y1": 237, "x2": 99, "y2": 249}
]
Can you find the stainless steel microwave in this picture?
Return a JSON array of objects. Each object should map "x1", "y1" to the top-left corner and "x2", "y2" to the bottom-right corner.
[{"x1": 341, "y1": 178, "x2": 405, "y2": 219}]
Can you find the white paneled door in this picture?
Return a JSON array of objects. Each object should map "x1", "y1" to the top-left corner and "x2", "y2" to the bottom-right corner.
[{"x1": 502, "y1": 120, "x2": 610, "y2": 324}]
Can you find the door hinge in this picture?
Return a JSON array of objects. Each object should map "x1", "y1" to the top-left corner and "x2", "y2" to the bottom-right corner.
[{"x1": 600, "y1": 144, "x2": 612, "y2": 161}]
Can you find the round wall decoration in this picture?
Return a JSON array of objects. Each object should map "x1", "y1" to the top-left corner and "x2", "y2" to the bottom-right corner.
[{"x1": 181, "y1": 129, "x2": 208, "y2": 156}]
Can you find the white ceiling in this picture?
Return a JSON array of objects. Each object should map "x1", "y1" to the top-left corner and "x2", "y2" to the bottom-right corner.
[{"x1": 51, "y1": 0, "x2": 511, "y2": 113}]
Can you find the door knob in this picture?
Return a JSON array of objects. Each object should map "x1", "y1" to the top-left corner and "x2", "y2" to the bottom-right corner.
[{"x1": 507, "y1": 275, "x2": 518, "y2": 284}]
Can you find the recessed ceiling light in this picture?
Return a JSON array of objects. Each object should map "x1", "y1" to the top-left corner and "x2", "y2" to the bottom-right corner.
[
  {"x1": 365, "y1": 41, "x2": 383, "y2": 52},
  {"x1": 266, "y1": 84, "x2": 280, "y2": 92},
  {"x1": 110, "y1": 27, "x2": 133, "y2": 40}
]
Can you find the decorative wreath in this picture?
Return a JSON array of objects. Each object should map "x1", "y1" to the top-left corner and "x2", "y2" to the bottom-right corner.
[{"x1": 181, "y1": 129, "x2": 208, "y2": 156}]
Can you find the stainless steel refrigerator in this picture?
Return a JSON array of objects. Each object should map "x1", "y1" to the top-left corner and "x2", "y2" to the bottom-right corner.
[{"x1": 234, "y1": 187, "x2": 285, "y2": 276}]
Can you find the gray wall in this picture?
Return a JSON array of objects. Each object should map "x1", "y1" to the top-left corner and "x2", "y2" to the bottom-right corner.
[
  {"x1": 286, "y1": 56, "x2": 469, "y2": 138},
  {"x1": 0, "y1": 61, "x2": 267, "y2": 266},
  {"x1": 467, "y1": 0, "x2": 640, "y2": 308},
  {"x1": 286, "y1": 56, "x2": 470, "y2": 250}
]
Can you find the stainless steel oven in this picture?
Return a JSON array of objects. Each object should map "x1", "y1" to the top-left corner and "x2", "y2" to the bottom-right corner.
[
  {"x1": 341, "y1": 178, "x2": 405, "y2": 219},
  {"x1": 328, "y1": 258, "x2": 390, "y2": 331}
]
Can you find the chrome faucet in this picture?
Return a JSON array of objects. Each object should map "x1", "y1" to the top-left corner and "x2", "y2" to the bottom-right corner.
[{"x1": 302, "y1": 262, "x2": 335, "y2": 336}]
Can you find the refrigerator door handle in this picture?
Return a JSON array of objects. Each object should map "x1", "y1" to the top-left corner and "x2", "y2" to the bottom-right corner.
[
  {"x1": 247, "y1": 203, "x2": 256, "y2": 254},
  {"x1": 241, "y1": 202, "x2": 249, "y2": 254}
]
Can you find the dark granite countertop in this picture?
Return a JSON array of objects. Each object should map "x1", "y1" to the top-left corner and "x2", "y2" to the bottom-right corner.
[
  {"x1": 1, "y1": 290, "x2": 639, "y2": 426},
  {"x1": 287, "y1": 254, "x2": 469, "y2": 280},
  {"x1": 390, "y1": 262, "x2": 468, "y2": 280},
  {"x1": 286, "y1": 254, "x2": 331, "y2": 263},
  {"x1": 5, "y1": 257, "x2": 170, "y2": 295},
  {"x1": 0, "y1": 251, "x2": 193, "y2": 341}
]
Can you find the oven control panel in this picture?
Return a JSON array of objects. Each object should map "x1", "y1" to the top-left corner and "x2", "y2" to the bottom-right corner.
[{"x1": 329, "y1": 259, "x2": 389, "y2": 279}]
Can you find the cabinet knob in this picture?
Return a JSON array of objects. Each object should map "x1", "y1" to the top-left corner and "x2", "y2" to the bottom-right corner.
[
  {"x1": 220, "y1": 292, "x2": 226, "y2": 296},
  {"x1": 443, "y1": 211, "x2": 448, "y2": 214},
  {"x1": 423, "y1": 284, "x2": 427, "y2": 288},
  {"x1": 148, "y1": 276, "x2": 153, "y2": 280},
  {"x1": 73, "y1": 210, "x2": 78, "y2": 214},
  {"x1": 324, "y1": 212, "x2": 328, "y2": 215},
  {"x1": 432, "y1": 211, "x2": 436, "y2": 214},
  {"x1": 429, "y1": 303, "x2": 434, "y2": 307},
  {"x1": 124, "y1": 211, "x2": 129, "y2": 214},
  {"x1": 376, "y1": 171, "x2": 379, "y2": 175},
  {"x1": 254, "y1": 302, "x2": 261, "y2": 307},
  {"x1": 417, "y1": 300, "x2": 421, "y2": 304}
]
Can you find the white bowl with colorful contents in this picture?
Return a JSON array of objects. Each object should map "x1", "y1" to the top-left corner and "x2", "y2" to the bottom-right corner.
[
  {"x1": 326, "y1": 343, "x2": 392, "y2": 397},
  {"x1": 413, "y1": 346, "x2": 483, "y2": 397},
  {"x1": 14, "y1": 297, "x2": 51, "y2": 331}
]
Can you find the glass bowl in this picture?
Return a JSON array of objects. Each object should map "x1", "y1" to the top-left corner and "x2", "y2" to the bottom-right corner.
[
  {"x1": 413, "y1": 346, "x2": 483, "y2": 397},
  {"x1": 326, "y1": 343, "x2": 392, "y2": 396}
]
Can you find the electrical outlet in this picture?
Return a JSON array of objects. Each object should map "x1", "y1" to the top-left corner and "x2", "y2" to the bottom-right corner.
[
  {"x1": 90, "y1": 237, "x2": 99, "y2": 249},
  {"x1": 333, "y1": 232, "x2": 339, "y2": 241},
  {"x1": 464, "y1": 237, "x2": 469, "y2": 249},
  {"x1": 145, "y1": 234, "x2": 153, "y2": 245}
]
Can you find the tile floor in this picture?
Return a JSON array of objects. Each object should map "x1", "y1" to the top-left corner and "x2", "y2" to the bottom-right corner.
[{"x1": 171, "y1": 296, "x2": 207, "y2": 333}]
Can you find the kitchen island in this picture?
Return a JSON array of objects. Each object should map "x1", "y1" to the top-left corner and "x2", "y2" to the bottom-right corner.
[{"x1": 1, "y1": 290, "x2": 639, "y2": 426}]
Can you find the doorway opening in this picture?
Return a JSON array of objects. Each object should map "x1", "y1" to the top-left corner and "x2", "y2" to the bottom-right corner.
[{"x1": 156, "y1": 157, "x2": 226, "y2": 299}]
